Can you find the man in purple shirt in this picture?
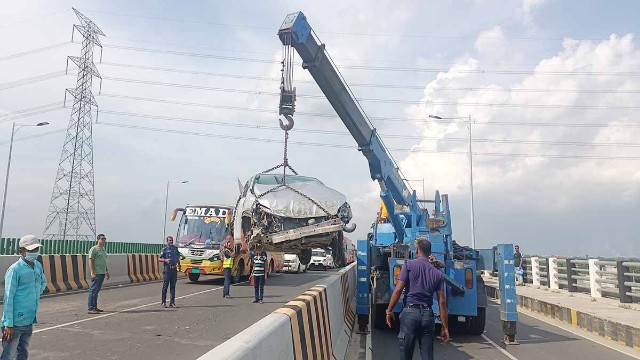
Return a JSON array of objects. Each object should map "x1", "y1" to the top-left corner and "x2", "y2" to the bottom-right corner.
[{"x1": 386, "y1": 237, "x2": 449, "y2": 360}]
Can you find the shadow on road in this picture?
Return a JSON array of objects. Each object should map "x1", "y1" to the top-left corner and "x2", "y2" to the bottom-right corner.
[{"x1": 177, "y1": 304, "x2": 235, "y2": 309}]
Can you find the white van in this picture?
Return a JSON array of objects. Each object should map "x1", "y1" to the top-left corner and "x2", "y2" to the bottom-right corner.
[
  {"x1": 282, "y1": 253, "x2": 307, "y2": 273},
  {"x1": 308, "y1": 248, "x2": 334, "y2": 271}
]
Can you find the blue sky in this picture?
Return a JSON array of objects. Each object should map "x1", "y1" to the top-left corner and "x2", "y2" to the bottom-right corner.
[{"x1": 1, "y1": 1, "x2": 639, "y2": 257}]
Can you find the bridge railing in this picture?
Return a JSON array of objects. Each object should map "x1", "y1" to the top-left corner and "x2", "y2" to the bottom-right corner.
[
  {"x1": 522, "y1": 256, "x2": 640, "y2": 304},
  {"x1": 0, "y1": 237, "x2": 161, "y2": 255}
]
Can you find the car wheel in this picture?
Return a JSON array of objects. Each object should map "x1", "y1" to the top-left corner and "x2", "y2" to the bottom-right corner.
[{"x1": 188, "y1": 273, "x2": 200, "y2": 282}]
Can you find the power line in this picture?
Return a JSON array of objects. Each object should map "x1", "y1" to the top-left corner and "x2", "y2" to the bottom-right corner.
[
  {"x1": 0, "y1": 102, "x2": 63, "y2": 118},
  {"x1": 100, "y1": 43, "x2": 640, "y2": 76},
  {"x1": 0, "y1": 42, "x2": 69, "y2": 62},
  {"x1": 0, "y1": 71, "x2": 71, "y2": 91},
  {"x1": 78, "y1": 8, "x2": 609, "y2": 42},
  {"x1": 0, "y1": 103, "x2": 65, "y2": 125},
  {"x1": 97, "y1": 121, "x2": 640, "y2": 161},
  {"x1": 102, "y1": 43, "x2": 278, "y2": 64},
  {"x1": 100, "y1": 75, "x2": 640, "y2": 109},
  {"x1": 0, "y1": 129, "x2": 66, "y2": 145},
  {"x1": 102, "y1": 35, "x2": 640, "y2": 71},
  {"x1": 99, "y1": 109, "x2": 640, "y2": 148},
  {"x1": 100, "y1": 61, "x2": 640, "y2": 94},
  {"x1": 0, "y1": 8, "x2": 70, "y2": 28},
  {"x1": 98, "y1": 93, "x2": 640, "y2": 123}
]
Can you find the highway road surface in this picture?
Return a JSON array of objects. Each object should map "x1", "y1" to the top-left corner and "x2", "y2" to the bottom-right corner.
[
  {"x1": 1, "y1": 270, "x2": 337, "y2": 360},
  {"x1": 370, "y1": 301, "x2": 640, "y2": 360}
]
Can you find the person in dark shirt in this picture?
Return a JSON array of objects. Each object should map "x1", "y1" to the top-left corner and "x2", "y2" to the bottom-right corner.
[
  {"x1": 386, "y1": 237, "x2": 449, "y2": 360},
  {"x1": 159, "y1": 236, "x2": 181, "y2": 308},
  {"x1": 514, "y1": 245, "x2": 523, "y2": 285}
]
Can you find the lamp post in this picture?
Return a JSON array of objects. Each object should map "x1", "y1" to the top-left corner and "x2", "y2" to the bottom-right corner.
[
  {"x1": 429, "y1": 114, "x2": 476, "y2": 249},
  {"x1": 163, "y1": 180, "x2": 188, "y2": 241},
  {"x1": 0, "y1": 121, "x2": 49, "y2": 240}
]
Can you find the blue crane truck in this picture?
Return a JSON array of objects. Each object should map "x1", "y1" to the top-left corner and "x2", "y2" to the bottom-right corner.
[{"x1": 277, "y1": 11, "x2": 518, "y2": 343}]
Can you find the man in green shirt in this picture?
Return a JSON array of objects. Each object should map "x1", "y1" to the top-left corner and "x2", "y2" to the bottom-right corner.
[{"x1": 88, "y1": 234, "x2": 109, "y2": 314}]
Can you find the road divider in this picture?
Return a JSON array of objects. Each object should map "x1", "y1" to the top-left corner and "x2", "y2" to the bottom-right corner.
[
  {"x1": 200, "y1": 263, "x2": 357, "y2": 360},
  {"x1": 0, "y1": 253, "x2": 163, "y2": 300},
  {"x1": 127, "y1": 254, "x2": 161, "y2": 283},
  {"x1": 485, "y1": 280, "x2": 640, "y2": 351},
  {"x1": 41, "y1": 254, "x2": 89, "y2": 294}
]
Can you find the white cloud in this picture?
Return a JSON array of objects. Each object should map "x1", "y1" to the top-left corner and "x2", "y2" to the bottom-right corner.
[
  {"x1": 517, "y1": 0, "x2": 547, "y2": 25},
  {"x1": 475, "y1": 26, "x2": 508, "y2": 55}
]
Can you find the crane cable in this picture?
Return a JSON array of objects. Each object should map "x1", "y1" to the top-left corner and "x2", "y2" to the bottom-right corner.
[{"x1": 253, "y1": 32, "x2": 330, "y2": 216}]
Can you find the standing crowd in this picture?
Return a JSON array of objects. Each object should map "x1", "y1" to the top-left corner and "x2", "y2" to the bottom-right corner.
[{"x1": 1, "y1": 233, "x2": 270, "y2": 359}]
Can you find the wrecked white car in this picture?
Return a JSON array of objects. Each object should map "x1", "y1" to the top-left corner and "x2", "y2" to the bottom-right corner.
[{"x1": 233, "y1": 173, "x2": 355, "y2": 267}]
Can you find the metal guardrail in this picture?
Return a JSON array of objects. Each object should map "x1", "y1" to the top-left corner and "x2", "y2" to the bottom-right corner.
[
  {"x1": 0, "y1": 237, "x2": 162, "y2": 255},
  {"x1": 522, "y1": 256, "x2": 640, "y2": 303}
]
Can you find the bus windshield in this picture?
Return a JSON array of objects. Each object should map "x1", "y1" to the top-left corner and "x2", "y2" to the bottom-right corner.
[{"x1": 176, "y1": 215, "x2": 227, "y2": 249}]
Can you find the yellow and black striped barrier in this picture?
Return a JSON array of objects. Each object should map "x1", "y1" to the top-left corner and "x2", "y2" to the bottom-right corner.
[
  {"x1": 39, "y1": 254, "x2": 89, "y2": 294},
  {"x1": 127, "y1": 254, "x2": 162, "y2": 283},
  {"x1": 275, "y1": 286, "x2": 334, "y2": 360},
  {"x1": 339, "y1": 271, "x2": 356, "y2": 333}
]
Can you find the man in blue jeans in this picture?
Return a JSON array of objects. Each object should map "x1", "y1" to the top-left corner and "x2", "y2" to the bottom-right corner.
[
  {"x1": 88, "y1": 234, "x2": 109, "y2": 314},
  {"x1": 159, "y1": 236, "x2": 180, "y2": 307},
  {"x1": 386, "y1": 237, "x2": 449, "y2": 360},
  {"x1": 222, "y1": 247, "x2": 234, "y2": 298},
  {"x1": 1, "y1": 235, "x2": 47, "y2": 360}
]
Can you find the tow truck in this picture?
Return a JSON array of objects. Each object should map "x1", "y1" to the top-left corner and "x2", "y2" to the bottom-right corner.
[{"x1": 276, "y1": 11, "x2": 518, "y2": 343}]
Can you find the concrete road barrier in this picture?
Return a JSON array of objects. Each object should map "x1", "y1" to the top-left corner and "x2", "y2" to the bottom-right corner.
[
  {"x1": 41, "y1": 254, "x2": 89, "y2": 294},
  {"x1": 202, "y1": 263, "x2": 357, "y2": 360},
  {"x1": 127, "y1": 254, "x2": 162, "y2": 283},
  {"x1": 485, "y1": 282, "x2": 640, "y2": 350},
  {"x1": 0, "y1": 253, "x2": 162, "y2": 301}
]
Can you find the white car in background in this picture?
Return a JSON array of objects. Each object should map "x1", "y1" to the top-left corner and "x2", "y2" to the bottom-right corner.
[
  {"x1": 307, "y1": 248, "x2": 333, "y2": 271},
  {"x1": 282, "y1": 253, "x2": 307, "y2": 273}
]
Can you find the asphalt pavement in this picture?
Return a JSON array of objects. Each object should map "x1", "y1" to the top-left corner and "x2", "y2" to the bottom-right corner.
[
  {"x1": 371, "y1": 300, "x2": 640, "y2": 360},
  {"x1": 2, "y1": 269, "x2": 338, "y2": 360}
]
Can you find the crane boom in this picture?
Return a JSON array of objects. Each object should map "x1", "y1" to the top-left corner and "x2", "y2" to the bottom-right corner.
[{"x1": 278, "y1": 11, "x2": 417, "y2": 241}]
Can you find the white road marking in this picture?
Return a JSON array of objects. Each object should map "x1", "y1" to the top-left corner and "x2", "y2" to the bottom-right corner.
[
  {"x1": 34, "y1": 281, "x2": 247, "y2": 333},
  {"x1": 481, "y1": 334, "x2": 519, "y2": 360},
  {"x1": 515, "y1": 305, "x2": 640, "y2": 359}
]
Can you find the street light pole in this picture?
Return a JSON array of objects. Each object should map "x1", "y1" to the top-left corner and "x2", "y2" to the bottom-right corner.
[
  {"x1": 163, "y1": 180, "x2": 188, "y2": 241},
  {"x1": 429, "y1": 114, "x2": 476, "y2": 248},
  {"x1": 0, "y1": 121, "x2": 49, "y2": 240},
  {"x1": 468, "y1": 114, "x2": 476, "y2": 249}
]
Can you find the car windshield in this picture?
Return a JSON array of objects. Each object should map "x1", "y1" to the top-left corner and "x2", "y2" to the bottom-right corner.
[
  {"x1": 254, "y1": 174, "x2": 323, "y2": 186},
  {"x1": 312, "y1": 250, "x2": 326, "y2": 257},
  {"x1": 176, "y1": 215, "x2": 227, "y2": 249}
]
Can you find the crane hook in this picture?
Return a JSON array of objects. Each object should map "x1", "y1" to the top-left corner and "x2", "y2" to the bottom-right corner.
[{"x1": 279, "y1": 115, "x2": 294, "y2": 131}]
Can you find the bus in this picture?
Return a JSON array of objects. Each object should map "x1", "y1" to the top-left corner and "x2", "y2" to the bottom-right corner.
[{"x1": 170, "y1": 205, "x2": 282, "y2": 283}]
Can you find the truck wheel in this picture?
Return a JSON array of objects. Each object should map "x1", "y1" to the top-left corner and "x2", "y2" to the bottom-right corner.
[
  {"x1": 299, "y1": 249, "x2": 312, "y2": 266},
  {"x1": 467, "y1": 307, "x2": 487, "y2": 335},
  {"x1": 370, "y1": 284, "x2": 387, "y2": 329},
  {"x1": 331, "y1": 232, "x2": 347, "y2": 268},
  {"x1": 233, "y1": 261, "x2": 244, "y2": 284},
  {"x1": 188, "y1": 273, "x2": 200, "y2": 282}
]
